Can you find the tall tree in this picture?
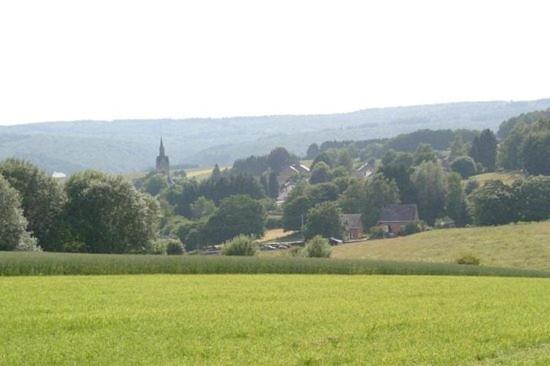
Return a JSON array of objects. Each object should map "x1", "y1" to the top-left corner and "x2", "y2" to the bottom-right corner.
[
  {"x1": 303, "y1": 202, "x2": 343, "y2": 240},
  {"x1": 0, "y1": 175, "x2": 29, "y2": 251},
  {"x1": 446, "y1": 172, "x2": 467, "y2": 226},
  {"x1": 309, "y1": 162, "x2": 332, "y2": 184},
  {"x1": 520, "y1": 120, "x2": 550, "y2": 175},
  {"x1": 306, "y1": 143, "x2": 320, "y2": 159},
  {"x1": 267, "y1": 147, "x2": 291, "y2": 174},
  {"x1": 470, "y1": 129, "x2": 497, "y2": 172},
  {"x1": 361, "y1": 174, "x2": 400, "y2": 229},
  {"x1": 467, "y1": 180, "x2": 516, "y2": 226},
  {"x1": 413, "y1": 144, "x2": 437, "y2": 166},
  {"x1": 65, "y1": 170, "x2": 159, "y2": 253},
  {"x1": 0, "y1": 159, "x2": 65, "y2": 251},
  {"x1": 205, "y1": 195, "x2": 266, "y2": 244},
  {"x1": 411, "y1": 161, "x2": 447, "y2": 225}
]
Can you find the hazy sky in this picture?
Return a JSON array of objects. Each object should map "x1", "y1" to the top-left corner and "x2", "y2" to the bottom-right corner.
[{"x1": 1, "y1": 0, "x2": 549, "y2": 125}]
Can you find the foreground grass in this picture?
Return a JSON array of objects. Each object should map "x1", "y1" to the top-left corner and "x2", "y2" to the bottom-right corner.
[
  {"x1": 1, "y1": 275, "x2": 549, "y2": 365},
  {"x1": 333, "y1": 221, "x2": 550, "y2": 271},
  {"x1": 1, "y1": 251, "x2": 549, "y2": 277}
]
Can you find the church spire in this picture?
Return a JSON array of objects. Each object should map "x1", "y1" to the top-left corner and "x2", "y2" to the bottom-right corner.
[{"x1": 159, "y1": 137, "x2": 165, "y2": 157}]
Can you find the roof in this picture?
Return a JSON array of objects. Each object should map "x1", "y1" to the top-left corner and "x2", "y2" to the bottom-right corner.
[
  {"x1": 379, "y1": 204, "x2": 418, "y2": 223},
  {"x1": 340, "y1": 214, "x2": 363, "y2": 229}
]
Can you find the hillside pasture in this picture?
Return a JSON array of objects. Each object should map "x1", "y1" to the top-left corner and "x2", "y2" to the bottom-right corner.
[
  {"x1": 469, "y1": 171, "x2": 523, "y2": 185},
  {"x1": 332, "y1": 221, "x2": 550, "y2": 271},
  {"x1": 1, "y1": 275, "x2": 550, "y2": 365}
]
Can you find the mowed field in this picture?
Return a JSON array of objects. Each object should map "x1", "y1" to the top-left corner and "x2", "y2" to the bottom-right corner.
[
  {"x1": 1, "y1": 275, "x2": 550, "y2": 365},
  {"x1": 333, "y1": 221, "x2": 550, "y2": 271}
]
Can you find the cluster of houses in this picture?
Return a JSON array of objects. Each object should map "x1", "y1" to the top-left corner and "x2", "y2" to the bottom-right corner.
[
  {"x1": 340, "y1": 204, "x2": 419, "y2": 240},
  {"x1": 276, "y1": 161, "x2": 419, "y2": 240}
]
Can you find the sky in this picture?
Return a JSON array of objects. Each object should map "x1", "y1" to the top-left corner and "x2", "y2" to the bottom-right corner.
[{"x1": 1, "y1": 0, "x2": 549, "y2": 125}]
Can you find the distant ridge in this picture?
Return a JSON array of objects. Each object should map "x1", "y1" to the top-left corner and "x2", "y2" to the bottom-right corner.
[{"x1": 1, "y1": 99, "x2": 550, "y2": 173}]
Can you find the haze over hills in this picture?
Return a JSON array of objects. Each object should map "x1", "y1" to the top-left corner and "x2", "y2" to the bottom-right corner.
[{"x1": 1, "y1": 99, "x2": 550, "y2": 173}]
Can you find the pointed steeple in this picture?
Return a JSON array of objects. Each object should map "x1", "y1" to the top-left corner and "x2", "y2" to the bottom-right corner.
[{"x1": 159, "y1": 137, "x2": 165, "y2": 157}]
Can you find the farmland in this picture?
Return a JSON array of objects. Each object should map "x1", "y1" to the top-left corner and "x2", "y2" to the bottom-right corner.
[
  {"x1": 1, "y1": 275, "x2": 549, "y2": 365},
  {"x1": 333, "y1": 221, "x2": 550, "y2": 271},
  {"x1": 1, "y1": 251, "x2": 548, "y2": 277}
]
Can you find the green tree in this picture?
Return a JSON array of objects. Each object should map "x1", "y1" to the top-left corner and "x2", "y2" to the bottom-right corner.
[
  {"x1": 311, "y1": 152, "x2": 333, "y2": 169},
  {"x1": 379, "y1": 151, "x2": 416, "y2": 203},
  {"x1": 267, "y1": 170, "x2": 279, "y2": 198},
  {"x1": 361, "y1": 174, "x2": 400, "y2": 229},
  {"x1": 446, "y1": 173, "x2": 467, "y2": 226},
  {"x1": 450, "y1": 156, "x2": 477, "y2": 179},
  {"x1": 337, "y1": 150, "x2": 354, "y2": 172},
  {"x1": 190, "y1": 196, "x2": 217, "y2": 219},
  {"x1": 449, "y1": 134, "x2": 468, "y2": 159},
  {"x1": 512, "y1": 176, "x2": 550, "y2": 221},
  {"x1": 467, "y1": 180, "x2": 516, "y2": 226},
  {"x1": 65, "y1": 170, "x2": 159, "y2": 253},
  {"x1": 411, "y1": 161, "x2": 447, "y2": 225},
  {"x1": 309, "y1": 161, "x2": 332, "y2": 184},
  {"x1": 0, "y1": 159, "x2": 65, "y2": 251},
  {"x1": 497, "y1": 121, "x2": 527, "y2": 170},
  {"x1": 470, "y1": 129, "x2": 497, "y2": 172},
  {"x1": 339, "y1": 180, "x2": 366, "y2": 214},
  {"x1": 142, "y1": 173, "x2": 169, "y2": 196},
  {"x1": 520, "y1": 120, "x2": 550, "y2": 175},
  {"x1": 306, "y1": 143, "x2": 320, "y2": 159},
  {"x1": 282, "y1": 195, "x2": 310, "y2": 231},
  {"x1": 0, "y1": 175, "x2": 29, "y2": 251},
  {"x1": 205, "y1": 195, "x2": 266, "y2": 244},
  {"x1": 267, "y1": 147, "x2": 291, "y2": 174},
  {"x1": 413, "y1": 144, "x2": 437, "y2": 165},
  {"x1": 303, "y1": 202, "x2": 343, "y2": 240}
]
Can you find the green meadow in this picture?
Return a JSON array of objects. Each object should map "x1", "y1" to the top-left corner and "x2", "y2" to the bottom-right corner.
[{"x1": 1, "y1": 275, "x2": 550, "y2": 365}]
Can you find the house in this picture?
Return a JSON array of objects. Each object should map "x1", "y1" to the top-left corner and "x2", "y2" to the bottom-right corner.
[
  {"x1": 355, "y1": 162, "x2": 375, "y2": 179},
  {"x1": 340, "y1": 213, "x2": 364, "y2": 240},
  {"x1": 378, "y1": 204, "x2": 419, "y2": 234},
  {"x1": 276, "y1": 183, "x2": 294, "y2": 206},
  {"x1": 277, "y1": 163, "x2": 310, "y2": 185}
]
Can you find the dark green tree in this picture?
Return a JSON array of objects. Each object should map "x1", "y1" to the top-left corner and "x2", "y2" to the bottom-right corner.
[
  {"x1": 309, "y1": 161, "x2": 332, "y2": 184},
  {"x1": 411, "y1": 161, "x2": 447, "y2": 225},
  {"x1": 361, "y1": 174, "x2": 400, "y2": 229},
  {"x1": 446, "y1": 172, "x2": 467, "y2": 226},
  {"x1": 0, "y1": 159, "x2": 65, "y2": 251},
  {"x1": 205, "y1": 195, "x2": 266, "y2": 244},
  {"x1": 450, "y1": 156, "x2": 477, "y2": 179},
  {"x1": 0, "y1": 175, "x2": 29, "y2": 251},
  {"x1": 413, "y1": 144, "x2": 437, "y2": 165},
  {"x1": 303, "y1": 202, "x2": 343, "y2": 240},
  {"x1": 306, "y1": 143, "x2": 320, "y2": 159},
  {"x1": 470, "y1": 129, "x2": 497, "y2": 172},
  {"x1": 65, "y1": 170, "x2": 159, "y2": 253},
  {"x1": 520, "y1": 120, "x2": 550, "y2": 175},
  {"x1": 267, "y1": 147, "x2": 291, "y2": 174},
  {"x1": 467, "y1": 180, "x2": 516, "y2": 226},
  {"x1": 512, "y1": 176, "x2": 550, "y2": 221},
  {"x1": 282, "y1": 195, "x2": 310, "y2": 231}
]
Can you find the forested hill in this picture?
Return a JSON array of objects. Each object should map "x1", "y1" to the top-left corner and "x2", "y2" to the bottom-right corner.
[{"x1": 1, "y1": 99, "x2": 550, "y2": 173}]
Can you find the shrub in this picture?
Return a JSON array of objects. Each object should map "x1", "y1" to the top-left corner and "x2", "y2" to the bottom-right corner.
[
  {"x1": 165, "y1": 239, "x2": 184, "y2": 255},
  {"x1": 402, "y1": 221, "x2": 422, "y2": 236},
  {"x1": 221, "y1": 235, "x2": 258, "y2": 256},
  {"x1": 151, "y1": 238, "x2": 184, "y2": 255},
  {"x1": 302, "y1": 235, "x2": 332, "y2": 258},
  {"x1": 455, "y1": 254, "x2": 480, "y2": 266},
  {"x1": 369, "y1": 227, "x2": 386, "y2": 240}
]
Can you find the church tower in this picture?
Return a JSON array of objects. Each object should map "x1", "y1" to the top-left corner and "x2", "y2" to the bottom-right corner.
[{"x1": 155, "y1": 137, "x2": 170, "y2": 176}]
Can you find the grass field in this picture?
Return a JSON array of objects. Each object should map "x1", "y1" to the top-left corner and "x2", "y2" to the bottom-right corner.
[
  {"x1": 333, "y1": 221, "x2": 550, "y2": 271},
  {"x1": 469, "y1": 171, "x2": 523, "y2": 185},
  {"x1": 1, "y1": 275, "x2": 549, "y2": 365},
  {"x1": 1, "y1": 251, "x2": 549, "y2": 277}
]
